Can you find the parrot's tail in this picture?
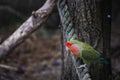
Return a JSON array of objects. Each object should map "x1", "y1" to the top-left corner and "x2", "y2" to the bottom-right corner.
[{"x1": 98, "y1": 55, "x2": 109, "y2": 64}]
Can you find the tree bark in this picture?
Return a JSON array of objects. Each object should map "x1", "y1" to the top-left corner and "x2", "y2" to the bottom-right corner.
[{"x1": 61, "y1": 0, "x2": 112, "y2": 80}]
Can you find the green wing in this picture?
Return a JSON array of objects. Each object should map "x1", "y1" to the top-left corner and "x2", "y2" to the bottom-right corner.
[{"x1": 81, "y1": 49, "x2": 100, "y2": 63}]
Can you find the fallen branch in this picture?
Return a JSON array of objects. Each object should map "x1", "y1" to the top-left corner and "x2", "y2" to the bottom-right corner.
[
  {"x1": 0, "y1": 0, "x2": 55, "y2": 59},
  {"x1": 0, "y1": 64, "x2": 25, "y2": 73},
  {"x1": 0, "y1": 64, "x2": 18, "y2": 71}
]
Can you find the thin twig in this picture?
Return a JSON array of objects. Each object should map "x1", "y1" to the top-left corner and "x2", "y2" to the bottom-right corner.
[{"x1": 0, "y1": 64, "x2": 18, "y2": 71}]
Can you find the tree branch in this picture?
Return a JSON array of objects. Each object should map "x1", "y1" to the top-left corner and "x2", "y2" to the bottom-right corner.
[
  {"x1": 0, "y1": 0, "x2": 55, "y2": 59},
  {"x1": 0, "y1": 64, "x2": 18, "y2": 71}
]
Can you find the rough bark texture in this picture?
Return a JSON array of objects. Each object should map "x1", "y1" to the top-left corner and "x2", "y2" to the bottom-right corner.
[
  {"x1": 61, "y1": 0, "x2": 112, "y2": 80},
  {"x1": 0, "y1": 0, "x2": 55, "y2": 59}
]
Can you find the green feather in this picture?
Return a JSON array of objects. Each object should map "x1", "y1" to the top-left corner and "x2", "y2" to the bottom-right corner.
[{"x1": 97, "y1": 55, "x2": 109, "y2": 64}]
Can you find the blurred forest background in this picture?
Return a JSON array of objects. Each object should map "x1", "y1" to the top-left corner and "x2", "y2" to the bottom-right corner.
[
  {"x1": 0, "y1": 0, "x2": 119, "y2": 80},
  {"x1": 0, "y1": 0, "x2": 61, "y2": 80}
]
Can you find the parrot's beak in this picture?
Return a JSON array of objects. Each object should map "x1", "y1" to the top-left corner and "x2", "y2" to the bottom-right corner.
[{"x1": 66, "y1": 46, "x2": 69, "y2": 51}]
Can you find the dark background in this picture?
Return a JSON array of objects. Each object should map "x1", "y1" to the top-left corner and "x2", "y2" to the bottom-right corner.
[{"x1": 112, "y1": 0, "x2": 120, "y2": 74}]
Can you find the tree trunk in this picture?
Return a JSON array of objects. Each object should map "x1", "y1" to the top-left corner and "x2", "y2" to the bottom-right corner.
[{"x1": 60, "y1": 0, "x2": 112, "y2": 80}]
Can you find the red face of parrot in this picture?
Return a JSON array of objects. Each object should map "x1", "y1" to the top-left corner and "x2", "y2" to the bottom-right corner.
[{"x1": 66, "y1": 41, "x2": 79, "y2": 56}]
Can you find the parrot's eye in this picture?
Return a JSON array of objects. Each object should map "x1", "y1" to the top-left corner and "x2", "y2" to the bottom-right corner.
[{"x1": 69, "y1": 43, "x2": 72, "y2": 46}]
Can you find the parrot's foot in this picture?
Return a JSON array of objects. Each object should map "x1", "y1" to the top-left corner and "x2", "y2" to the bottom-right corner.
[{"x1": 77, "y1": 64, "x2": 87, "y2": 69}]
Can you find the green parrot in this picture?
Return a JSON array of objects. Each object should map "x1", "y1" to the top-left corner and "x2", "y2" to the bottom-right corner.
[{"x1": 66, "y1": 39, "x2": 108, "y2": 65}]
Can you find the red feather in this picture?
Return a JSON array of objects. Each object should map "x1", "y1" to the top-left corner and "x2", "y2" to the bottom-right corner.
[
  {"x1": 70, "y1": 44, "x2": 79, "y2": 56},
  {"x1": 66, "y1": 41, "x2": 71, "y2": 47},
  {"x1": 66, "y1": 41, "x2": 79, "y2": 56}
]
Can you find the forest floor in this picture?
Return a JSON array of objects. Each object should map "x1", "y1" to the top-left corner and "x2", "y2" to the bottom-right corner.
[{"x1": 0, "y1": 32, "x2": 61, "y2": 80}]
